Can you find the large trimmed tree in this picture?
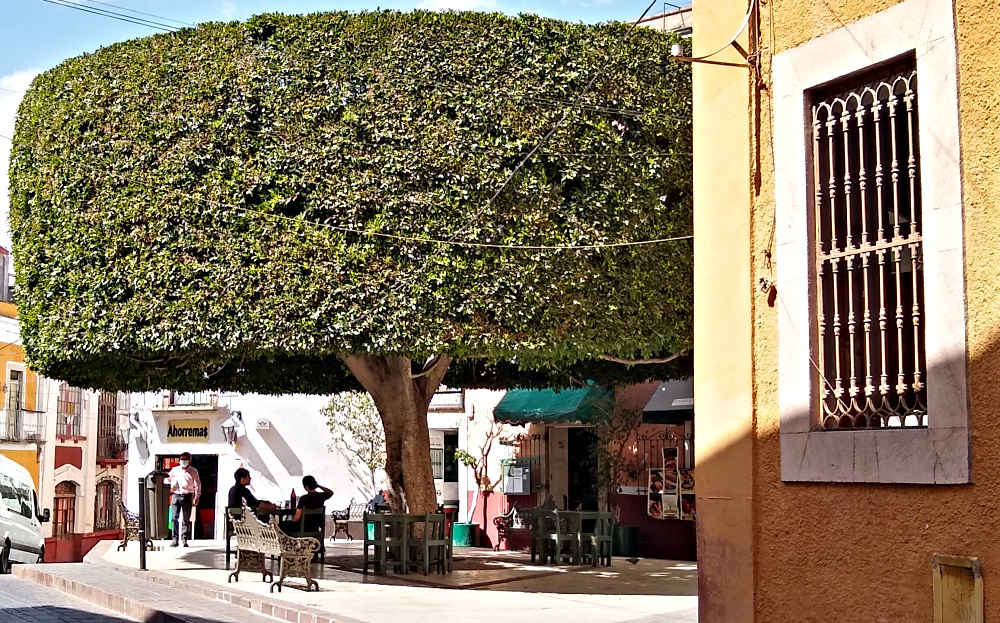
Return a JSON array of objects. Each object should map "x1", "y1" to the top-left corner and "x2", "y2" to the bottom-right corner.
[{"x1": 9, "y1": 10, "x2": 692, "y2": 514}]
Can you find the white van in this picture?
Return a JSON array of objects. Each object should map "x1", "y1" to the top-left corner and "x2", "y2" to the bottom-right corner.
[{"x1": 0, "y1": 454, "x2": 49, "y2": 571}]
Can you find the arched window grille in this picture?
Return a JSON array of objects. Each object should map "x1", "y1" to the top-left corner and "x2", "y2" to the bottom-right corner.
[
  {"x1": 811, "y1": 54, "x2": 926, "y2": 430},
  {"x1": 94, "y1": 479, "x2": 120, "y2": 531}
]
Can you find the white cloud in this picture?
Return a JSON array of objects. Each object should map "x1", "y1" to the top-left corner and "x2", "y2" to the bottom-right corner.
[
  {"x1": 1, "y1": 70, "x2": 42, "y2": 253},
  {"x1": 416, "y1": 0, "x2": 500, "y2": 11},
  {"x1": 221, "y1": 1, "x2": 236, "y2": 19}
]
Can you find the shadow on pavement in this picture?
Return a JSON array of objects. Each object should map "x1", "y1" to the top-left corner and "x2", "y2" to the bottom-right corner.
[{"x1": 0, "y1": 605, "x2": 133, "y2": 622}]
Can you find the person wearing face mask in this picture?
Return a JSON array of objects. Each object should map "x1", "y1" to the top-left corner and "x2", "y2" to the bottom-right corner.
[{"x1": 168, "y1": 452, "x2": 201, "y2": 547}]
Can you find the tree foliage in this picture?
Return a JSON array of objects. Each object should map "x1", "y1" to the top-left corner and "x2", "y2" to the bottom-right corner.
[
  {"x1": 9, "y1": 10, "x2": 692, "y2": 392},
  {"x1": 321, "y1": 391, "x2": 385, "y2": 496}
]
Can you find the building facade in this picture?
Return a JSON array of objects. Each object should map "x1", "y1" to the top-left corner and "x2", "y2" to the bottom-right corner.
[
  {"x1": 0, "y1": 257, "x2": 130, "y2": 561},
  {"x1": 693, "y1": 0, "x2": 994, "y2": 619}
]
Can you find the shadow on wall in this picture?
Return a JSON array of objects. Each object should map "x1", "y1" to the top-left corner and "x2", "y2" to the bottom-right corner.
[
  {"x1": 703, "y1": 313, "x2": 997, "y2": 622},
  {"x1": 258, "y1": 427, "x2": 303, "y2": 477},
  {"x1": 236, "y1": 434, "x2": 276, "y2": 485},
  {"x1": 343, "y1": 460, "x2": 376, "y2": 502}
]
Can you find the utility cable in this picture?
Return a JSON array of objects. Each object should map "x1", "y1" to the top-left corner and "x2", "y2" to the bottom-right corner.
[
  {"x1": 73, "y1": 0, "x2": 193, "y2": 27},
  {"x1": 683, "y1": 0, "x2": 755, "y2": 62},
  {"x1": 178, "y1": 192, "x2": 693, "y2": 251},
  {"x1": 479, "y1": 0, "x2": 661, "y2": 215},
  {"x1": 34, "y1": 0, "x2": 180, "y2": 32}
]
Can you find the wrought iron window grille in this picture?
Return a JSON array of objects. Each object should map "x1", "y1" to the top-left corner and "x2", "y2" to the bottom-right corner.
[{"x1": 810, "y1": 54, "x2": 927, "y2": 430}]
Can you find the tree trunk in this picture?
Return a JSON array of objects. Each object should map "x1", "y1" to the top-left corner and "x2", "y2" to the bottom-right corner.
[{"x1": 341, "y1": 354, "x2": 451, "y2": 514}]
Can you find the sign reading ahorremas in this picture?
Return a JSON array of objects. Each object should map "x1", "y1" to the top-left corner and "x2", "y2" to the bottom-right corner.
[{"x1": 167, "y1": 419, "x2": 210, "y2": 443}]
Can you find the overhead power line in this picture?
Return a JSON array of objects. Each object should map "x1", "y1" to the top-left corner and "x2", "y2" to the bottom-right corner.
[
  {"x1": 480, "y1": 0, "x2": 662, "y2": 211},
  {"x1": 179, "y1": 192, "x2": 693, "y2": 251},
  {"x1": 34, "y1": 0, "x2": 181, "y2": 33},
  {"x1": 73, "y1": 0, "x2": 193, "y2": 27}
]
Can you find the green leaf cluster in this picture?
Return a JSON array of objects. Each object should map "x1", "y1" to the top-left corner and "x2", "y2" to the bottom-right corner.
[{"x1": 9, "y1": 10, "x2": 692, "y2": 392}]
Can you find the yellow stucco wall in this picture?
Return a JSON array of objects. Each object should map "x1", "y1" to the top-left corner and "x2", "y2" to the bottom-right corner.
[
  {"x1": 736, "y1": 0, "x2": 1000, "y2": 620},
  {"x1": 0, "y1": 450, "x2": 40, "y2": 489},
  {"x1": 691, "y1": 0, "x2": 754, "y2": 621}
]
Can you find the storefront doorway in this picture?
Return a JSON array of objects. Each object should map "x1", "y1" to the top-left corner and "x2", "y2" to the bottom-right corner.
[
  {"x1": 567, "y1": 427, "x2": 598, "y2": 511},
  {"x1": 156, "y1": 454, "x2": 219, "y2": 540}
]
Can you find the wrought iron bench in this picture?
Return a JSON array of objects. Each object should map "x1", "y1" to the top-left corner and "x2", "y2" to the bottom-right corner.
[
  {"x1": 493, "y1": 504, "x2": 535, "y2": 552},
  {"x1": 330, "y1": 499, "x2": 368, "y2": 541},
  {"x1": 117, "y1": 501, "x2": 152, "y2": 552},
  {"x1": 227, "y1": 506, "x2": 321, "y2": 592}
]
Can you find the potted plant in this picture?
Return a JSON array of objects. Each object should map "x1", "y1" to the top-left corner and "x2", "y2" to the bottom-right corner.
[{"x1": 453, "y1": 421, "x2": 504, "y2": 547}]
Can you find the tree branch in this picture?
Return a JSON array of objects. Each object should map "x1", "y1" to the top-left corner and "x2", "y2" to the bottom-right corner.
[
  {"x1": 415, "y1": 354, "x2": 453, "y2": 405},
  {"x1": 410, "y1": 355, "x2": 444, "y2": 379},
  {"x1": 600, "y1": 351, "x2": 686, "y2": 365}
]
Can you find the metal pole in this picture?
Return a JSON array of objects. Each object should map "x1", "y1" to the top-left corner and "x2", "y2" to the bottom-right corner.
[{"x1": 137, "y1": 476, "x2": 147, "y2": 571}]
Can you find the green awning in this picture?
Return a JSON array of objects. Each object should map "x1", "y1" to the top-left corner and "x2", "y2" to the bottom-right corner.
[{"x1": 493, "y1": 387, "x2": 613, "y2": 425}]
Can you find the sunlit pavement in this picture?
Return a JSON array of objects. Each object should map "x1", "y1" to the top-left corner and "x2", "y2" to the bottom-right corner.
[{"x1": 92, "y1": 538, "x2": 699, "y2": 623}]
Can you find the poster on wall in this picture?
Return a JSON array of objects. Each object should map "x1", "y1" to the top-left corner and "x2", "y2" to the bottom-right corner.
[
  {"x1": 647, "y1": 469, "x2": 664, "y2": 519},
  {"x1": 662, "y1": 447, "x2": 679, "y2": 495},
  {"x1": 679, "y1": 468, "x2": 695, "y2": 521},
  {"x1": 680, "y1": 493, "x2": 696, "y2": 521},
  {"x1": 647, "y1": 468, "x2": 680, "y2": 520}
]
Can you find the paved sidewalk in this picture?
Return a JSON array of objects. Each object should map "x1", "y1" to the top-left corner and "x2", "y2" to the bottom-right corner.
[
  {"x1": 12, "y1": 562, "x2": 291, "y2": 623},
  {"x1": 0, "y1": 575, "x2": 138, "y2": 622},
  {"x1": 16, "y1": 538, "x2": 698, "y2": 623}
]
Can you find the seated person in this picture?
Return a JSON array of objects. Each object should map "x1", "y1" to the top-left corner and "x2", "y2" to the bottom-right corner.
[
  {"x1": 367, "y1": 489, "x2": 387, "y2": 513},
  {"x1": 280, "y1": 475, "x2": 333, "y2": 533},
  {"x1": 227, "y1": 468, "x2": 276, "y2": 520}
]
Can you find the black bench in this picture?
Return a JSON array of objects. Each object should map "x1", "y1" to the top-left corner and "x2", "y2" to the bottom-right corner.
[{"x1": 330, "y1": 499, "x2": 368, "y2": 541}]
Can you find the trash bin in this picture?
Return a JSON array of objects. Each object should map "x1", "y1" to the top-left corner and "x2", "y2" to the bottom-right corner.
[
  {"x1": 143, "y1": 471, "x2": 170, "y2": 540},
  {"x1": 452, "y1": 522, "x2": 477, "y2": 547},
  {"x1": 612, "y1": 525, "x2": 637, "y2": 557}
]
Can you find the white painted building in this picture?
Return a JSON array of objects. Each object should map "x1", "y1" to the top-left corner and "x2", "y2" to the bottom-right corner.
[{"x1": 122, "y1": 387, "x2": 508, "y2": 539}]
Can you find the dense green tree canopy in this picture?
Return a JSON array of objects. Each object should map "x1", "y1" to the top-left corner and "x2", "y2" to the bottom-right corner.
[{"x1": 9, "y1": 10, "x2": 692, "y2": 392}]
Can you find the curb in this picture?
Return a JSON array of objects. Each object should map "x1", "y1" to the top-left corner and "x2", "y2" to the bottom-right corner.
[
  {"x1": 13, "y1": 564, "x2": 196, "y2": 623},
  {"x1": 80, "y1": 540, "x2": 367, "y2": 623}
]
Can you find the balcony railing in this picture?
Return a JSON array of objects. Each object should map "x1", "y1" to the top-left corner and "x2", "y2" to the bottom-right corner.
[
  {"x1": 56, "y1": 412, "x2": 82, "y2": 438},
  {"x1": 0, "y1": 408, "x2": 45, "y2": 442},
  {"x1": 96, "y1": 433, "x2": 126, "y2": 462},
  {"x1": 169, "y1": 392, "x2": 215, "y2": 407}
]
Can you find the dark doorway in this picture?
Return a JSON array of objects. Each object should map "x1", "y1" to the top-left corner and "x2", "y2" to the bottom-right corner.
[
  {"x1": 567, "y1": 427, "x2": 598, "y2": 511},
  {"x1": 156, "y1": 454, "x2": 219, "y2": 540}
]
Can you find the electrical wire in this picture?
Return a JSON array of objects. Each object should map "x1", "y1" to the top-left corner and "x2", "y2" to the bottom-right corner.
[
  {"x1": 73, "y1": 0, "x2": 193, "y2": 27},
  {"x1": 684, "y1": 0, "x2": 756, "y2": 62},
  {"x1": 34, "y1": 0, "x2": 180, "y2": 33},
  {"x1": 479, "y1": 0, "x2": 661, "y2": 214},
  {"x1": 0, "y1": 87, "x2": 24, "y2": 95},
  {"x1": 0, "y1": 134, "x2": 12, "y2": 142},
  {"x1": 177, "y1": 192, "x2": 692, "y2": 251}
]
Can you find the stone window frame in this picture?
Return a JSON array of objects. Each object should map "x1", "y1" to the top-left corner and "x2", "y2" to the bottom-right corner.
[{"x1": 773, "y1": 0, "x2": 968, "y2": 483}]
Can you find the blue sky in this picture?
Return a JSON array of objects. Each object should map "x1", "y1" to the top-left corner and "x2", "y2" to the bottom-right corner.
[{"x1": 0, "y1": 0, "x2": 687, "y2": 251}]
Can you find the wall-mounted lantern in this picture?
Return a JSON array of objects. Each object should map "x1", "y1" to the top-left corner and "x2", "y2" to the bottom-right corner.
[{"x1": 221, "y1": 410, "x2": 243, "y2": 444}]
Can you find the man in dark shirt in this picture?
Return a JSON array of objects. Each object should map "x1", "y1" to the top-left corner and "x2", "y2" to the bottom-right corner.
[
  {"x1": 227, "y1": 468, "x2": 276, "y2": 516},
  {"x1": 281, "y1": 475, "x2": 332, "y2": 533}
]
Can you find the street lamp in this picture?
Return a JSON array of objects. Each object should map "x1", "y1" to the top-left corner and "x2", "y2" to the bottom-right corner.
[
  {"x1": 221, "y1": 411, "x2": 243, "y2": 444},
  {"x1": 119, "y1": 420, "x2": 133, "y2": 446}
]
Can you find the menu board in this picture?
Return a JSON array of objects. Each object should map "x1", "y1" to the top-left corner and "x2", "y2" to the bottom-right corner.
[{"x1": 647, "y1": 447, "x2": 694, "y2": 521}]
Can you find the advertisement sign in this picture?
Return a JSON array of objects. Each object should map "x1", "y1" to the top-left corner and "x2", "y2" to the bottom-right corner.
[{"x1": 166, "y1": 419, "x2": 210, "y2": 443}]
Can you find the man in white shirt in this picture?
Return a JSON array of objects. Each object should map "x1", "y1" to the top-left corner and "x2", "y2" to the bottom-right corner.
[{"x1": 168, "y1": 452, "x2": 201, "y2": 547}]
